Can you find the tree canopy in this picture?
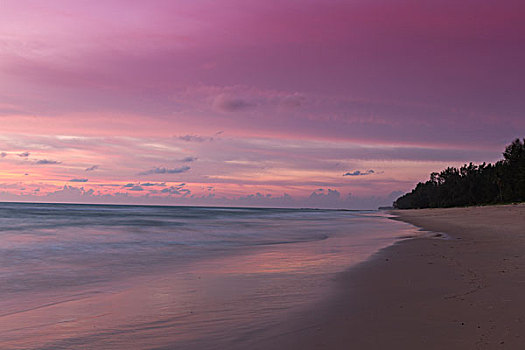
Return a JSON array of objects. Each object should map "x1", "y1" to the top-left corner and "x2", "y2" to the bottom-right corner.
[{"x1": 394, "y1": 138, "x2": 525, "y2": 209}]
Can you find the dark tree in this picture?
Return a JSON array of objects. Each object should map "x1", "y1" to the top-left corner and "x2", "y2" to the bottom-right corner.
[{"x1": 394, "y1": 138, "x2": 525, "y2": 209}]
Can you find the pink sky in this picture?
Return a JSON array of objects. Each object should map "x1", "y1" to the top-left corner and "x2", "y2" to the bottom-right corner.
[{"x1": 1, "y1": 0, "x2": 524, "y2": 208}]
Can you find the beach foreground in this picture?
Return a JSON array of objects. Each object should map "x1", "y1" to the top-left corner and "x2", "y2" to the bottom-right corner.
[{"x1": 256, "y1": 203, "x2": 525, "y2": 349}]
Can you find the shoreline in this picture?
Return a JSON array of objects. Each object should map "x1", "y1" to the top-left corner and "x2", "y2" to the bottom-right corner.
[{"x1": 254, "y1": 203, "x2": 525, "y2": 349}]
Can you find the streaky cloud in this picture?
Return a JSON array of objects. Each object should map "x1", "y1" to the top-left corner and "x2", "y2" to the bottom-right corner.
[
  {"x1": 85, "y1": 165, "x2": 99, "y2": 171},
  {"x1": 212, "y1": 94, "x2": 255, "y2": 112},
  {"x1": 138, "y1": 166, "x2": 191, "y2": 175},
  {"x1": 69, "y1": 178, "x2": 88, "y2": 182},
  {"x1": 178, "y1": 135, "x2": 213, "y2": 143},
  {"x1": 180, "y1": 156, "x2": 197, "y2": 162},
  {"x1": 141, "y1": 182, "x2": 166, "y2": 187},
  {"x1": 343, "y1": 169, "x2": 375, "y2": 177},
  {"x1": 35, "y1": 159, "x2": 61, "y2": 165}
]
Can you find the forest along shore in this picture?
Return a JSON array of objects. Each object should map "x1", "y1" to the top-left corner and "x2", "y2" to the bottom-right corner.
[
  {"x1": 394, "y1": 138, "x2": 525, "y2": 209},
  {"x1": 252, "y1": 203, "x2": 525, "y2": 349}
]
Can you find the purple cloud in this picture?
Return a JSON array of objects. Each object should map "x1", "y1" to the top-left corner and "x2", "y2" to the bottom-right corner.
[
  {"x1": 180, "y1": 156, "x2": 197, "y2": 163},
  {"x1": 35, "y1": 159, "x2": 61, "y2": 165}
]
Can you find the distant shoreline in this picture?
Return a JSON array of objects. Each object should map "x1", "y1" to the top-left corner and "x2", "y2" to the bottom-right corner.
[{"x1": 254, "y1": 203, "x2": 525, "y2": 349}]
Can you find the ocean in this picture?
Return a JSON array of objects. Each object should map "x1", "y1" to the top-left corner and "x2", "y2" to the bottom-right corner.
[{"x1": 0, "y1": 202, "x2": 419, "y2": 349}]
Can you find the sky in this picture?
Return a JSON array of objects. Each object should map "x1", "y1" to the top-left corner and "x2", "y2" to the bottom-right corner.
[{"x1": 0, "y1": 0, "x2": 524, "y2": 209}]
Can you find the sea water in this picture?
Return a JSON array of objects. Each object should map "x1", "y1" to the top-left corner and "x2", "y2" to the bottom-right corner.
[{"x1": 0, "y1": 202, "x2": 418, "y2": 349}]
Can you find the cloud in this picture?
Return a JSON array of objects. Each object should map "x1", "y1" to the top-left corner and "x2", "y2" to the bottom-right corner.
[
  {"x1": 212, "y1": 94, "x2": 256, "y2": 112},
  {"x1": 240, "y1": 192, "x2": 272, "y2": 200},
  {"x1": 279, "y1": 94, "x2": 305, "y2": 108},
  {"x1": 18, "y1": 152, "x2": 30, "y2": 157},
  {"x1": 141, "y1": 182, "x2": 166, "y2": 187},
  {"x1": 238, "y1": 192, "x2": 294, "y2": 205},
  {"x1": 0, "y1": 183, "x2": 400, "y2": 209},
  {"x1": 123, "y1": 182, "x2": 166, "y2": 189},
  {"x1": 138, "y1": 166, "x2": 190, "y2": 175},
  {"x1": 122, "y1": 183, "x2": 144, "y2": 191},
  {"x1": 343, "y1": 169, "x2": 375, "y2": 176},
  {"x1": 308, "y1": 188, "x2": 341, "y2": 201},
  {"x1": 160, "y1": 187, "x2": 180, "y2": 195},
  {"x1": 85, "y1": 165, "x2": 99, "y2": 171},
  {"x1": 69, "y1": 178, "x2": 88, "y2": 182},
  {"x1": 0, "y1": 152, "x2": 6, "y2": 158},
  {"x1": 159, "y1": 185, "x2": 191, "y2": 196},
  {"x1": 177, "y1": 134, "x2": 213, "y2": 143},
  {"x1": 180, "y1": 156, "x2": 197, "y2": 162},
  {"x1": 35, "y1": 159, "x2": 61, "y2": 165}
]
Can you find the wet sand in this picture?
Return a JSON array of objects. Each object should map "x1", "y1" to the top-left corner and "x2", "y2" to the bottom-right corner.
[{"x1": 255, "y1": 203, "x2": 525, "y2": 349}]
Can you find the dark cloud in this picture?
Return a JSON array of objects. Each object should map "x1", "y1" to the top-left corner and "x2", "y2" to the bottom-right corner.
[
  {"x1": 138, "y1": 166, "x2": 190, "y2": 175},
  {"x1": 180, "y1": 156, "x2": 197, "y2": 162},
  {"x1": 213, "y1": 94, "x2": 255, "y2": 112},
  {"x1": 85, "y1": 165, "x2": 99, "y2": 171},
  {"x1": 69, "y1": 178, "x2": 88, "y2": 182},
  {"x1": 18, "y1": 152, "x2": 30, "y2": 158},
  {"x1": 343, "y1": 169, "x2": 375, "y2": 176},
  {"x1": 35, "y1": 159, "x2": 61, "y2": 165},
  {"x1": 141, "y1": 182, "x2": 166, "y2": 187},
  {"x1": 0, "y1": 152, "x2": 6, "y2": 158}
]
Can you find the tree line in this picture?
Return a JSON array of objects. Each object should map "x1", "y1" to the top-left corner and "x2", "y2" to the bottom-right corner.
[{"x1": 394, "y1": 138, "x2": 525, "y2": 209}]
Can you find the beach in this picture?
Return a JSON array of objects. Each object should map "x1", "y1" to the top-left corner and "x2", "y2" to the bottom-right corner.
[
  {"x1": 258, "y1": 203, "x2": 525, "y2": 349},
  {"x1": 2, "y1": 203, "x2": 525, "y2": 349}
]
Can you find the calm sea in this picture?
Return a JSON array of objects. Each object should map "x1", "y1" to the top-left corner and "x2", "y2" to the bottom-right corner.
[{"x1": 0, "y1": 202, "x2": 418, "y2": 349}]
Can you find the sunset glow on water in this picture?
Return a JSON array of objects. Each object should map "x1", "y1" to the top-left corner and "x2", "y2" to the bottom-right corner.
[{"x1": 0, "y1": 203, "x2": 417, "y2": 349}]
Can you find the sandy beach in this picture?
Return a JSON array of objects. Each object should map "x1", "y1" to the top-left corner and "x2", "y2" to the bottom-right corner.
[{"x1": 254, "y1": 203, "x2": 525, "y2": 349}]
